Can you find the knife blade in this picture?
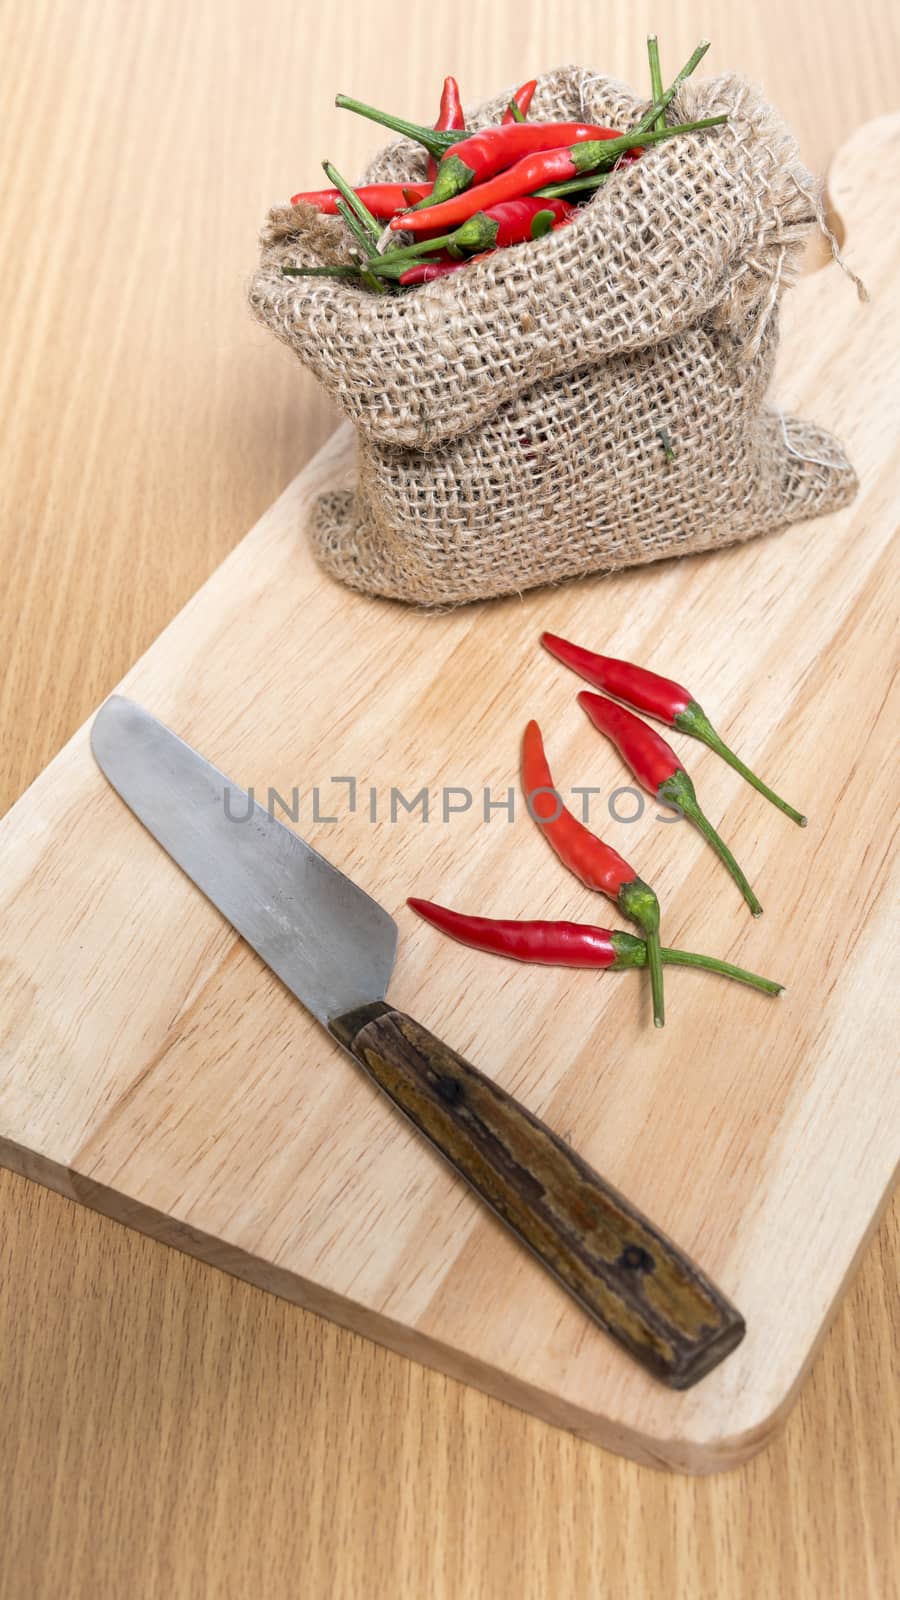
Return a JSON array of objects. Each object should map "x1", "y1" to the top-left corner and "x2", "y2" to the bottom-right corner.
[{"x1": 91, "y1": 695, "x2": 745, "y2": 1388}]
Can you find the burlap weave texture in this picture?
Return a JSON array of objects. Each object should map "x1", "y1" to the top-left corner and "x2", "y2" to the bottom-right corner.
[{"x1": 250, "y1": 68, "x2": 857, "y2": 604}]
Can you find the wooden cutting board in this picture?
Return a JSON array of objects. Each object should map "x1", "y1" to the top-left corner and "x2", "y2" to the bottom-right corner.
[{"x1": 1, "y1": 116, "x2": 897, "y2": 1475}]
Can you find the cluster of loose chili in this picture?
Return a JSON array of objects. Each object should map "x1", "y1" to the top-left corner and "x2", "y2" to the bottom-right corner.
[
  {"x1": 409, "y1": 633, "x2": 805, "y2": 1029},
  {"x1": 282, "y1": 37, "x2": 727, "y2": 291}
]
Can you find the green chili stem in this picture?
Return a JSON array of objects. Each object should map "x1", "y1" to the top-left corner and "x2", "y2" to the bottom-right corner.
[
  {"x1": 334, "y1": 94, "x2": 462, "y2": 158},
  {"x1": 336, "y1": 55, "x2": 711, "y2": 167},
  {"x1": 608, "y1": 113, "x2": 726, "y2": 158},
  {"x1": 331, "y1": 204, "x2": 385, "y2": 292},
  {"x1": 700, "y1": 734, "x2": 807, "y2": 828},
  {"x1": 506, "y1": 99, "x2": 526, "y2": 123},
  {"x1": 282, "y1": 264, "x2": 362, "y2": 279},
  {"x1": 282, "y1": 258, "x2": 414, "y2": 285},
  {"x1": 675, "y1": 703, "x2": 807, "y2": 826},
  {"x1": 633, "y1": 39, "x2": 710, "y2": 136},
  {"x1": 360, "y1": 258, "x2": 415, "y2": 280},
  {"x1": 333, "y1": 203, "x2": 381, "y2": 294},
  {"x1": 674, "y1": 787, "x2": 764, "y2": 917},
  {"x1": 659, "y1": 947, "x2": 783, "y2": 996},
  {"x1": 617, "y1": 877, "x2": 665, "y2": 1028},
  {"x1": 375, "y1": 210, "x2": 502, "y2": 265},
  {"x1": 567, "y1": 115, "x2": 727, "y2": 182},
  {"x1": 530, "y1": 209, "x2": 556, "y2": 238},
  {"x1": 535, "y1": 173, "x2": 608, "y2": 199},
  {"x1": 323, "y1": 160, "x2": 381, "y2": 241},
  {"x1": 375, "y1": 232, "x2": 456, "y2": 263},
  {"x1": 607, "y1": 931, "x2": 783, "y2": 995},
  {"x1": 645, "y1": 931, "x2": 666, "y2": 1028},
  {"x1": 535, "y1": 111, "x2": 725, "y2": 198},
  {"x1": 647, "y1": 35, "x2": 665, "y2": 132},
  {"x1": 335, "y1": 199, "x2": 374, "y2": 253}
]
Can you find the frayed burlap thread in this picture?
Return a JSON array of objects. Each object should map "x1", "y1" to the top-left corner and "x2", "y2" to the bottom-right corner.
[{"x1": 250, "y1": 69, "x2": 857, "y2": 605}]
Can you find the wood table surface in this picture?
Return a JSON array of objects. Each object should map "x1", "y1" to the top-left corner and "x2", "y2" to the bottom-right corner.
[{"x1": 0, "y1": 3, "x2": 896, "y2": 1595}]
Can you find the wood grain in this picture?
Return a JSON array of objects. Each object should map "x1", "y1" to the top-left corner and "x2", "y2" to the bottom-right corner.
[
  {"x1": 0, "y1": 2, "x2": 898, "y2": 1596},
  {"x1": 2, "y1": 107, "x2": 898, "y2": 1473},
  {"x1": 331, "y1": 1003, "x2": 746, "y2": 1387}
]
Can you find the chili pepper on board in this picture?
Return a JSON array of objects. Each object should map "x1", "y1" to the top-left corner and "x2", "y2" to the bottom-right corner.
[
  {"x1": 502, "y1": 79, "x2": 537, "y2": 124},
  {"x1": 380, "y1": 196, "x2": 572, "y2": 262},
  {"x1": 542, "y1": 634, "x2": 807, "y2": 827},
  {"x1": 290, "y1": 180, "x2": 434, "y2": 216},
  {"x1": 407, "y1": 900, "x2": 784, "y2": 997},
  {"x1": 390, "y1": 117, "x2": 727, "y2": 234},
  {"x1": 578, "y1": 694, "x2": 763, "y2": 917},
  {"x1": 427, "y1": 75, "x2": 465, "y2": 181},
  {"x1": 522, "y1": 720, "x2": 666, "y2": 1027}
]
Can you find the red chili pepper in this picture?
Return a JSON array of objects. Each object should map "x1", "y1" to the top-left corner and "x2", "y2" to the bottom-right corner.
[
  {"x1": 502, "y1": 79, "x2": 538, "y2": 124},
  {"x1": 542, "y1": 634, "x2": 807, "y2": 827},
  {"x1": 390, "y1": 147, "x2": 586, "y2": 233},
  {"x1": 407, "y1": 900, "x2": 784, "y2": 997},
  {"x1": 522, "y1": 720, "x2": 666, "y2": 1026},
  {"x1": 399, "y1": 259, "x2": 469, "y2": 284},
  {"x1": 392, "y1": 116, "x2": 726, "y2": 232},
  {"x1": 290, "y1": 180, "x2": 433, "y2": 217},
  {"x1": 334, "y1": 92, "x2": 615, "y2": 166},
  {"x1": 383, "y1": 196, "x2": 572, "y2": 263},
  {"x1": 419, "y1": 121, "x2": 624, "y2": 207},
  {"x1": 336, "y1": 45, "x2": 713, "y2": 158},
  {"x1": 578, "y1": 694, "x2": 764, "y2": 917},
  {"x1": 427, "y1": 76, "x2": 465, "y2": 181},
  {"x1": 412, "y1": 900, "x2": 618, "y2": 965}
]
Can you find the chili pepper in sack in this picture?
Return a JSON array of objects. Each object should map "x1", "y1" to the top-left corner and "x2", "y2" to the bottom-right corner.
[
  {"x1": 398, "y1": 259, "x2": 470, "y2": 284},
  {"x1": 290, "y1": 180, "x2": 434, "y2": 216},
  {"x1": 390, "y1": 117, "x2": 727, "y2": 234},
  {"x1": 522, "y1": 720, "x2": 666, "y2": 1027},
  {"x1": 427, "y1": 75, "x2": 465, "y2": 181},
  {"x1": 542, "y1": 634, "x2": 807, "y2": 827},
  {"x1": 334, "y1": 93, "x2": 611, "y2": 159},
  {"x1": 380, "y1": 196, "x2": 572, "y2": 263},
  {"x1": 578, "y1": 694, "x2": 763, "y2": 916},
  {"x1": 418, "y1": 120, "x2": 627, "y2": 207},
  {"x1": 534, "y1": 145, "x2": 643, "y2": 200},
  {"x1": 502, "y1": 79, "x2": 537, "y2": 124},
  {"x1": 400, "y1": 255, "x2": 497, "y2": 284},
  {"x1": 337, "y1": 40, "x2": 710, "y2": 162},
  {"x1": 407, "y1": 900, "x2": 784, "y2": 997},
  {"x1": 284, "y1": 249, "x2": 498, "y2": 288},
  {"x1": 282, "y1": 256, "x2": 444, "y2": 284}
]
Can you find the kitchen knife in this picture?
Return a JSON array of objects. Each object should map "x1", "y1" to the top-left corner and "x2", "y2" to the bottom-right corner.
[{"x1": 91, "y1": 696, "x2": 745, "y2": 1388}]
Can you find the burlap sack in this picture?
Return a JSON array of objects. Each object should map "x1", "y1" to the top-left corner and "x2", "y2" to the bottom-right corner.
[{"x1": 249, "y1": 68, "x2": 857, "y2": 604}]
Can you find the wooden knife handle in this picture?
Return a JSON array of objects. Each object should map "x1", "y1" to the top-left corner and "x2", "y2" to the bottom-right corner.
[{"x1": 329, "y1": 1002, "x2": 744, "y2": 1389}]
